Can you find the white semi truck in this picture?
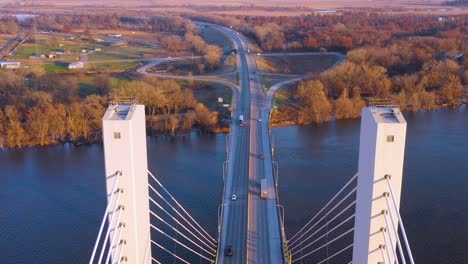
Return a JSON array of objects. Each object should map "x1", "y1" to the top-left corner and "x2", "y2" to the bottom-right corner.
[{"x1": 239, "y1": 115, "x2": 244, "y2": 126}]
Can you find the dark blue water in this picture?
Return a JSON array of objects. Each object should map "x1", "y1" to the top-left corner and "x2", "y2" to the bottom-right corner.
[
  {"x1": 0, "y1": 106, "x2": 466, "y2": 263},
  {"x1": 275, "y1": 105, "x2": 468, "y2": 264}
]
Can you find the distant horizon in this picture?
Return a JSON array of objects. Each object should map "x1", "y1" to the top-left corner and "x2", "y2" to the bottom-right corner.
[{"x1": 0, "y1": 0, "x2": 452, "y2": 6}]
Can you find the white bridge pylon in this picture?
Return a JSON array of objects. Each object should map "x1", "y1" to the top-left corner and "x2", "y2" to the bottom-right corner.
[
  {"x1": 90, "y1": 102, "x2": 152, "y2": 264},
  {"x1": 92, "y1": 101, "x2": 216, "y2": 264}
]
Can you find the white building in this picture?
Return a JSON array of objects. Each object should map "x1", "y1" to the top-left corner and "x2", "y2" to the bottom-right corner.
[
  {"x1": 0, "y1": 61, "x2": 21, "y2": 69},
  {"x1": 102, "y1": 102, "x2": 152, "y2": 264},
  {"x1": 68, "y1": 61, "x2": 84, "y2": 69},
  {"x1": 353, "y1": 106, "x2": 407, "y2": 264}
]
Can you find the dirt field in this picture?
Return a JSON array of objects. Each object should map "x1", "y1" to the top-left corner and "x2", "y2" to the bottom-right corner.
[
  {"x1": 149, "y1": 55, "x2": 236, "y2": 76},
  {"x1": 4, "y1": 0, "x2": 465, "y2": 16},
  {"x1": 256, "y1": 54, "x2": 340, "y2": 75},
  {"x1": 190, "y1": 81, "x2": 233, "y2": 110}
]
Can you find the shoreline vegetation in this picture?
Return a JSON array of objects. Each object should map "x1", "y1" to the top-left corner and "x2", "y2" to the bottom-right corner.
[{"x1": 1, "y1": 11, "x2": 466, "y2": 148}]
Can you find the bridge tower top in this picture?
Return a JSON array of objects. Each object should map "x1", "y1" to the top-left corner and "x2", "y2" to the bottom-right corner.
[
  {"x1": 353, "y1": 106, "x2": 407, "y2": 263},
  {"x1": 102, "y1": 102, "x2": 152, "y2": 264}
]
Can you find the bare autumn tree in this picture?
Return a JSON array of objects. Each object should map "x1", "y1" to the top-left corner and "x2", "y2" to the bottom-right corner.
[
  {"x1": 168, "y1": 115, "x2": 179, "y2": 134},
  {"x1": 439, "y1": 74, "x2": 463, "y2": 104},
  {"x1": 182, "y1": 111, "x2": 196, "y2": 130},
  {"x1": 299, "y1": 80, "x2": 332, "y2": 124},
  {"x1": 4, "y1": 105, "x2": 26, "y2": 148},
  {"x1": 334, "y1": 89, "x2": 354, "y2": 119},
  {"x1": 204, "y1": 45, "x2": 223, "y2": 69},
  {"x1": 195, "y1": 103, "x2": 218, "y2": 129},
  {"x1": 161, "y1": 35, "x2": 186, "y2": 52},
  {"x1": 185, "y1": 33, "x2": 206, "y2": 53},
  {"x1": 25, "y1": 103, "x2": 53, "y2": 146}
]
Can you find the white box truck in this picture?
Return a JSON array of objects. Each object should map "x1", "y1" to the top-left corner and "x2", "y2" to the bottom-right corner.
[{"x1": 261, "y1": 179, "x2": 267, "y2": 199}]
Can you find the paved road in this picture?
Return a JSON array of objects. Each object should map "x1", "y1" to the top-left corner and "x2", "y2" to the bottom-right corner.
[
  {"x1": 205, "y1": 23, "x2": 284, "y2": 264},
  {"x1": 136, "y1": 23, "x2": 348, "y2": 263}
]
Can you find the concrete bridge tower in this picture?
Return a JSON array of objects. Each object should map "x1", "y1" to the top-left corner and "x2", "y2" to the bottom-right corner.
[
  {"x1": 102, "y1": 100, "x2": 152, "y2": 264},
  {"x1": 353, "y1": 105, "x2": 407, "y2": 263}
]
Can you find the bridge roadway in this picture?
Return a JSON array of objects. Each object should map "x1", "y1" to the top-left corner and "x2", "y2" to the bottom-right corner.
[{"x1": 212, "y1": 24, "x2": 284, "y2": 264}]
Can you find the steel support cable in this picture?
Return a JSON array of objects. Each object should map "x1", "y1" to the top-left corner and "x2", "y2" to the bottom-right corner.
[
  {"x1": 290, "y1": 213, "x2": 355, "y2": 256},
  {"x1": 148, "y1": 170, "x2": 216, "y2": 242},
  {"x1": 288, "y1": 174, "x2": 357, "y2": 244},
  {"x1": 292, "y1": 227, "x2": 354, "y2": 262},
  {"x1": 382, "y1": 228, "x2": 393, "y2": 264},
  {"x1": 148, "y1": 190, "x2": 216, "y2": 249},
  {"x1": 151, "y1": 257, "x2": 161, "y2": 264},
  {"x1": 383, "y1": 211, "x2": 399, "y2": 264},
  {"x1": 149, "y1": 197, "x2": 215, "y2": 251},
  {"x1": 384, "y1": 195, "x2": 407, "y2": 264},
  {"x1": 380, "y1": 245, "x2": 388, "y2": 264},
  {"x1": 151, "y1": 240, "x2": 190, "y2": 264},
  {"x1": 97, "y1": 191, "x2": 122, "y2": 264},
  {"x1": 149, "y1": 210, "x2": 215, "y2": 256},
  {"x1": 386, "y1": 177, "x2": 415, "y2": 264},
  {"x1": 110, "y1": 226, "x2": 124, "y2": 264},
  {"x1": 150, "y1": 224, "x2": 212, "y2": 261},
  {"x1": 316, "y1": 243, "x2": 353, "y2": 264},
  {"x1": 289, "y1": 188, "x2": 357, "y2": 250},
  {"x1": 90, "y1": 173, "x2": 120, "y2": 264},
  {"x1": 105, "y1": 208, "x2": 124, "y2": 264},
  {"x1": 115, "y1": 241, "x2": 125, "y2": 264}
]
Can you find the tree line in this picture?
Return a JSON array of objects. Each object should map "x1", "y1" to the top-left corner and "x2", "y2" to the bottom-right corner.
[{"x1": 0, "y1": 70, "x2": 222, "y2": 148}]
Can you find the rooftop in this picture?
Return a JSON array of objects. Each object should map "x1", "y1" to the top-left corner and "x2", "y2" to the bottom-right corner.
[
  {"x1": 371, "y1": 106, "x2": 405, "y2": 124},
  {"x1": 105, "y1": 104, "x2": 135, "y2": 120}
]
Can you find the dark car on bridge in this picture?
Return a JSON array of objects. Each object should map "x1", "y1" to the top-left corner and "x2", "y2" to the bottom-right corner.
[{"x1": 225, "y1": 246, "x2": 233, "y2": 256}]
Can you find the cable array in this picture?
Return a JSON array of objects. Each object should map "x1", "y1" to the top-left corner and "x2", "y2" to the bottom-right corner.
[
  {"x1": 89, "y1": 172, "x2": 126, "y2": 264},
  {"x1": 288, "y1": 174, "x2": 357, "y2": 263},
  {"x1": 148, "y1": 170, "x2": 216, "y2": 263},
  {"x1": 377, "y1": 175, "x2": 415, "y2": 264}
]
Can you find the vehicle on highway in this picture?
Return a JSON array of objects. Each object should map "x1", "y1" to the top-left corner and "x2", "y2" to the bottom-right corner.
[
  {"x1": 239, "y1": 115, "x2": 244, "y2": 127},
  {"x1": 225, "y1": 246, "x2": 233, "y2": 256},
  {"x1": 247, "y1": 48, "x2": 251, "y2": 53},
  {"x1": 259, "y1": 153, "x2": 264, "y2": 159},
  {"x1": 261, "y1": 179, "x2": 267, "y2": 199},
  {"x1": 257, "y1": 53, "x2": 261, "y2": 56},
  {"x1": 231, "y1": 194, "x2": 237, "y2": 201},
  {"x1": 258, "y1": 118, "x2": 262, "y2": 122}
]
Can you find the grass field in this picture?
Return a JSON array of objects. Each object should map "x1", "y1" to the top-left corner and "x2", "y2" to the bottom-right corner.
[
  {"x1": 256, "y1": 54, "x2": 340, "y2": 75},
  {"x1": 200, "y1": 26, "x2": 233, "y2": 53},
  {"x1": 190, "y1": 81, "x2": 233, "y2": 110},
  {"x1": 87, "y1": 61, "x2": 139, "y2": 72},
  {"x1": 87, "y1": 44, "x2": 163, "y2": 61},
  {"x1": 270, "y1": 83, "x2": 303, "y2": 127},
  {"x1": 44, "y1": 62, "x2": 69, "y2": 73}
]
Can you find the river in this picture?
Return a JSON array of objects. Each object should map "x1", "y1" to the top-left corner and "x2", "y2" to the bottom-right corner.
[{"x1": 0, "y1": 106, "x2": 466, "y2": 263}]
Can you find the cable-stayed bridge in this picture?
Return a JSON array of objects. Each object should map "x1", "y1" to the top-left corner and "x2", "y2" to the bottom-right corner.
[
  {"x1": 88, "y1": 23, "x2": 415, "y2": 264},
  {"x1": 89, "y1": 99, "x2": 415, "y2": 264}
]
